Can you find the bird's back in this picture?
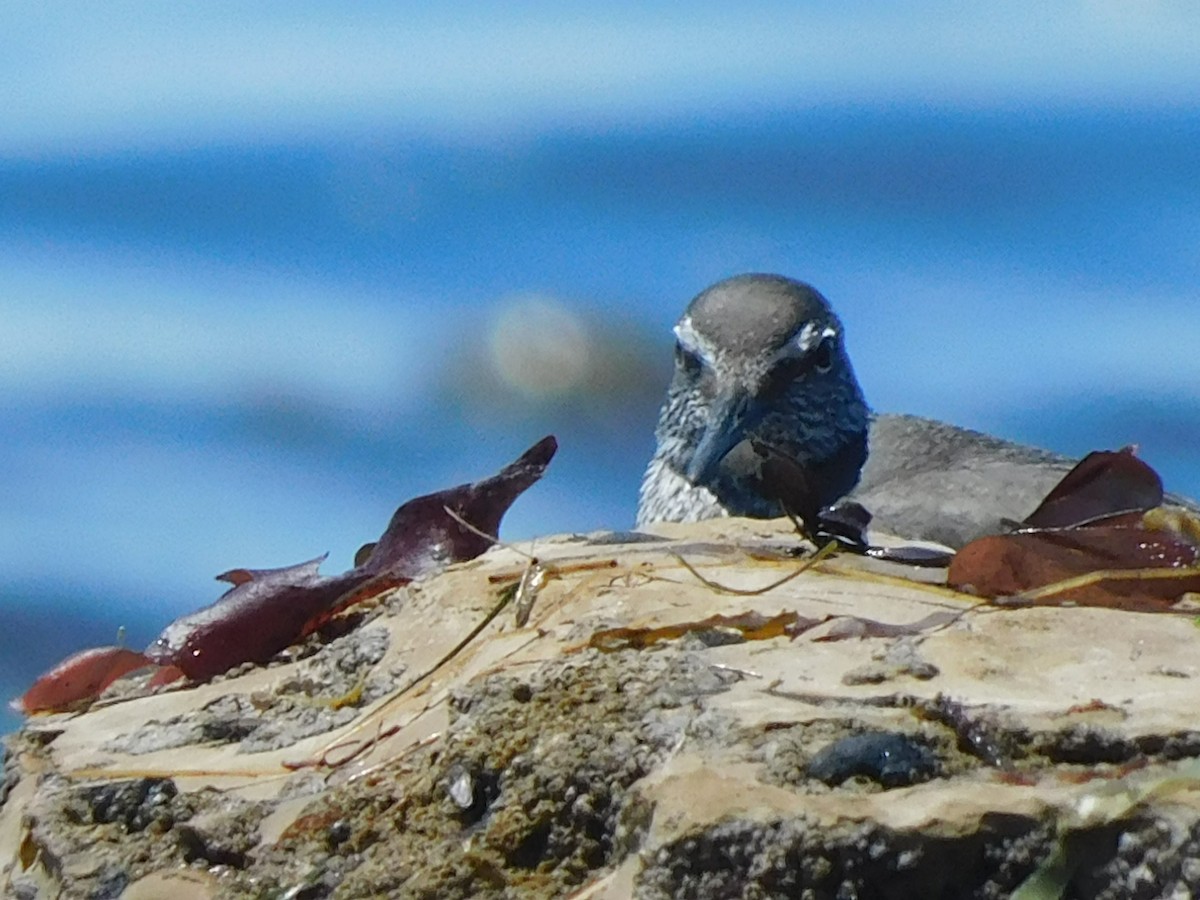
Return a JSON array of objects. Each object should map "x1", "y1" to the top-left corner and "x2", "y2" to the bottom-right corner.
[
  {"x1": 853, "y1": 414, "x2": 1073, "y2": 547},
  {"x1": 855, "y1": 414, "x2": 1198, "y2": 547}
]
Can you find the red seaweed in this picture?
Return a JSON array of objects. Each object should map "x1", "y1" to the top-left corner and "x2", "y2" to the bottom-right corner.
[
  {"x1": 1021, "y1": 447, "x2": 1163, "y2": 530},
  {"x1": 18, "y1": 436, "x2": 557, "y2": 709},
  {"x1": 143, "y1": 555, "x2": 367, "y2": 681},
  {"x1": 13, "y1": 646, "x2": 153, "y2": 714},
  {"x1": 145, "y1": 435, "x2": 557, "y2": 680},
  {"x1": 359, "y1": 434, "x2": 557, "y2": 578},
  {"x1": 948, "y1": 447, "x2": 1200, "y2": 609}
]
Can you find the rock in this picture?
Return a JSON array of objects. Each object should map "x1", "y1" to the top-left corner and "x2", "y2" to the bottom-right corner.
[
  {"x1": 3, "y1": 518, "x2": 1200, "y2": 898},
  {"x1": 122, "y1": 869, "x2": 222, "y2": 900}
]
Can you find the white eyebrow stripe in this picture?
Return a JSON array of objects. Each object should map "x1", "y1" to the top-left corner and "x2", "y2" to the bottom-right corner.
[
  {"x1": 800, "y1": 323, "x2": 838, "y2": 350},
  {"x1": 673, "y1": 316, "x2": 715, "y2": 360},
  {"x1": 768, "y1": 323, "x2": 837, "y2": 367}
]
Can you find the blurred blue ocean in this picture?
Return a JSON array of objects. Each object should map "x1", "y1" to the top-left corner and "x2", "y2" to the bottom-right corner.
[{"x1": 2, "y1": 4, "x2": 1198, "y2": 731}]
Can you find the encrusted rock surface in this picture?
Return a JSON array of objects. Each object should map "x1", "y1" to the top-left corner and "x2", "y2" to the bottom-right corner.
[{"x1": 4, "y1": 517, "x2": 1200, "y2": 898}]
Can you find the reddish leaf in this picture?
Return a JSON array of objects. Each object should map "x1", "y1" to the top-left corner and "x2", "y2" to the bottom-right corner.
[
  {"x1": 13, "y1": 646, "x2": 152, "y2": 714},
  {"x1": 1021, "y1": 447, "x2": 1162, "y2": 529},
  {"x1": 946, "y1": 448, "x2": 1200, "y2": 611},
  {"x1": 17, "y1": 437, "x2": 557, "y2": 706},
  {"x1": 214, "y1": 558, "x2": 325, "y2": 588},
  {"x1": 360, "y1": 435, "x2": 557, "y2": 578},
  {"x1": 142, "y1": 437, "x2": 556, "y2": 681},
  {"x1": 144, "y1": 555, "x2": 369, "y2": 681},
  {"x1": 353, "y1": 542, "x2": 376, "y2": 567},
  {"x1": 947, "y1": 526, "x2": 1200, "y2": 610}
]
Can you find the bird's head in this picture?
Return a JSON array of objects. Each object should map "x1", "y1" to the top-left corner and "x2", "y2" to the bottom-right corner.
[{"x1": 655, "y1": 274, "x2": 869, "y2": 496}]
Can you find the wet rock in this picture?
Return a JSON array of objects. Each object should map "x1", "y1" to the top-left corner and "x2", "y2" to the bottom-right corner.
[
  {"x1": 1035, "y1": 724, "x2": 1140, "y2": 765},
  {"x1": 807, "y1": 731, "x2": 940, "y2": 787},
  {"x1": 634, "y1": 817, "x2": 1048, "y2": 900},
  {"x1": 71, "y1": 778, "x2": 178, "y2": 833},
  {"x1": 122, "y1": 869, "x2": 221, "y2": 900},
  {"x1": 175, "y1": 797, "x2": 266, "y2": 868},
  {"x1": 1, "y1": 741, "x2": 18, "y2": 807}
]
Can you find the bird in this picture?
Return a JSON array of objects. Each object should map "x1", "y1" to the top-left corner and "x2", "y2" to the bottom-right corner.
[{"x1": 635, "y1": 273, "x2": 1120, "y2": 548}]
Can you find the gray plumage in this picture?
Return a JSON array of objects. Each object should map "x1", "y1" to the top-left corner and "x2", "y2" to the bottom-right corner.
[
  {"x1": 854, "y1": 414, "x2": 1072, "y2": 547},
  {"x1": 635, "y1": 273, "x2": 1179, "y2": 548}
]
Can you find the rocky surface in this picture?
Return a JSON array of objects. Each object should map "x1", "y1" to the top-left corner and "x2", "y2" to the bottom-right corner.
[{"x1": 4, "y1": 517, "x2": 1200, "y2": 899}]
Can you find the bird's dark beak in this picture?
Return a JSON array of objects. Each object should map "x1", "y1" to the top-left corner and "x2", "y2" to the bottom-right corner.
[{"x1": 685, "y1": 387, "x2": 758, "y2": 485}]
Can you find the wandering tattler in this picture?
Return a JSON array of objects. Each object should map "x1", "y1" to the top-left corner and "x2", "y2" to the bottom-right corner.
[{"x1": 635, "y1": 273, "x2": 1147, "y2": 548}]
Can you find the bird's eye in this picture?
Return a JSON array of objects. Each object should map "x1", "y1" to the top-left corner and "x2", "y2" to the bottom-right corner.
[
  {"x1": 761, "y1": 336, "x2": 837, "y2": 396},
  {"x1": 675, "y1": 342, "x2": 703, "y2": 376},
  {"x1": 812, "y1": 337, "x2": 835, "y2": 374}
]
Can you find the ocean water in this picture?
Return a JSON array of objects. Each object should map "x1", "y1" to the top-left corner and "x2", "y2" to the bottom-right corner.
[{"x1": 3, "y1": 8, "x2": 1199, "y2": 731}]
